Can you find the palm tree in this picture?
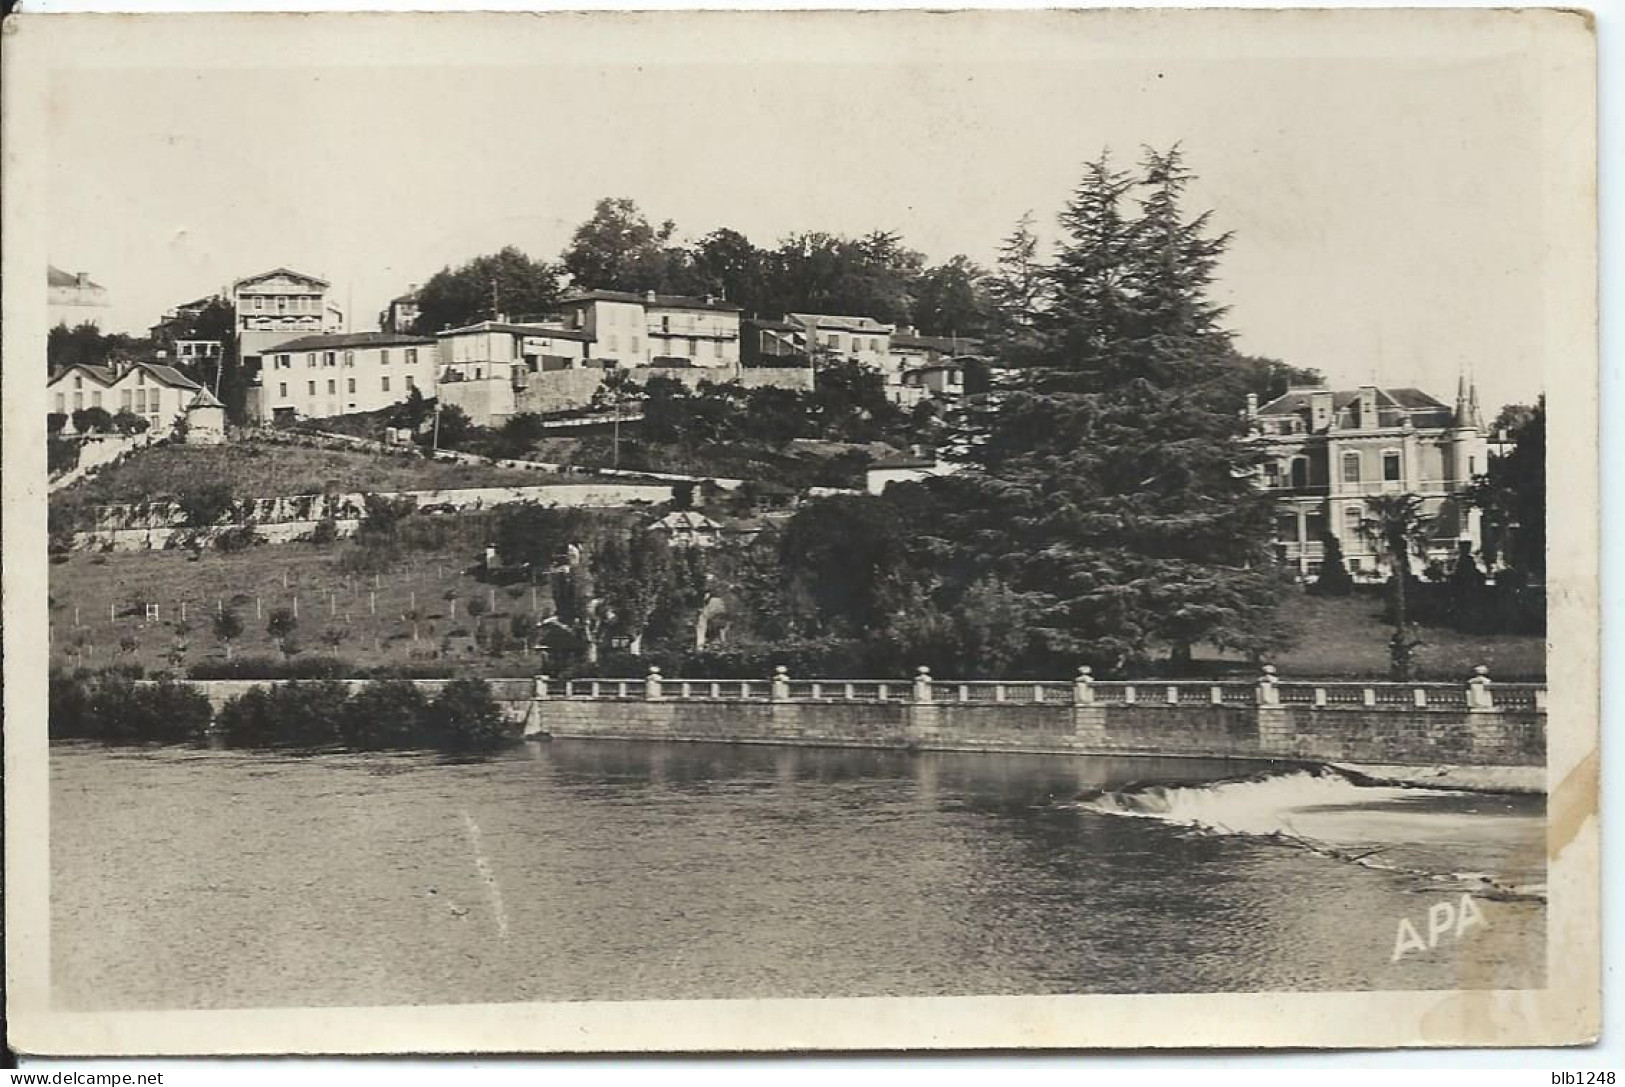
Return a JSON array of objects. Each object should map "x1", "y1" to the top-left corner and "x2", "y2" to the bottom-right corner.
[{"x1": 1361, "y1": 494, "x2": 1433, "y2": 680}]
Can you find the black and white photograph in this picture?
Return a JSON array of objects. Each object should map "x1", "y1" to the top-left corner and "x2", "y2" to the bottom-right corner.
[{"x1": 2, "y1": 8, "x2": 1600, "y2": 1055}]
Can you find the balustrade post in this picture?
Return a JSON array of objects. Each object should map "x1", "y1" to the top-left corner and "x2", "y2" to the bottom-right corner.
[
  {"x1": 913, "y1": 666, "x2": 934, "y2": 704},
  {"x1": 533, "y1": 673, "x2": 549, "y2": 701},
  {"x1": 771, "y1": 664, "x2": 790, "y2": 703},
  {"x1": 645, "y1": 667, "x2": 663, "y2": 700},
  {"x1": 1413, "y1": 687, "x2": 1428, "y2": 709},
  {"x1": 1466, "y1": 664, "x2": 1494, "y2": 712},
  {"x1": 1073, "y1": 666, "x2": 1095, "y2": 705},
  {"x1": 1256, "y1": 664, "x2": 1281, "y2": 707},
  {"x1": 1166, "y1": 685, "x2": 1179, "y2": 705}
]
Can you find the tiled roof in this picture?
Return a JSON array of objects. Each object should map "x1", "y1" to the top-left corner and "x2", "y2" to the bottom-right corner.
[
  {"x1": 48, "y1": 265, "x2": 104, "y2": 289},
  {"x1": 265, "y1": 331, "x2": 436, "y2": 352},
  {"x1": 558, "y1": 290, "x2": 743, "y2": 313},
  {"x1": 233, "y1": 267, "x2": 330, "y2": 291},
  {"x1": 891, "y1": 333, "x2": 983, "y2": 354},
  {"x1": 871, "y1": 455, "x2": 939, "y2": 470},
  {"x1": 745, "y1": 317, "x2": 800, "y2": 332},
  {"x1": 49, "y1": 363, "x2": 118, "y2": 386},
  {"x1": 652, "y1": 511, "x2": 724, "y2": 531},
  {"x1": 788, "y1": 312, "x2": 894, "y2": 335},
  {"x1": 437, "y1": 321, "x2": 594, "y2": 342},
  {"x1": 188, "y1": 387, "x2": 225, "y2": 409},
  {"x1": 1257, "y1": 386, "x2": 1448, "y2": 416},
  {"x1": 136, "y1": 363, "x2": 202, "y2": 390}
]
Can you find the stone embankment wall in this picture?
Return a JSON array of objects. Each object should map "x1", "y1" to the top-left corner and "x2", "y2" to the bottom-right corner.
[{"x1": 179, "y1": 670, "x2": 1547, "y2": 768}]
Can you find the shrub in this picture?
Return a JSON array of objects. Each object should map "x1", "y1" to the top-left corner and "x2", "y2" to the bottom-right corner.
[
  {"x1": 48, "y1": 435, "x2": 82, "y2": 476},
  {"x1": 71, "y1": 406, "x2": 114, "y2": 435},
  {"x1": 423, "y1": 677, "x2": 509, "y2": 751},
  {"x1": 215, "y1": 680, "x2": 349, "y2": 748},
  {"x1": 214, "y1": 524, "x2": 263, "y2": 552},
  {"x1": 49, "y1": 669, "x2": 211, "y2": 744},
  {"x1": 112, "y1": 409, "x2": 150, "y2": 436},
  {"x1": 189, "y1": 655, "x2": 351, "y2": 680},
  {"x1": 338, "y1": 679, "x2": 430, "y2": 750},
  {"x1": 47, "y1": 412, "x2": 68, "y2": 435}
]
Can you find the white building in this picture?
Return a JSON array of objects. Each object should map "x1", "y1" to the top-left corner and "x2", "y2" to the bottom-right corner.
[
  {"x1": 48, "y1": 266, "x2": 109, "y2": 329},
  {"x1": 552, "y1": 290, "x2": 743, "y2": 367},
  {"x1": 252, "y1": 331, "x2": 437, "y2": 423},
  {"x1": 786, "y1": 313, "x2": 894, "y2": 371},
  {"x1": 48, "y1": 360, "x2": 203, "y2": 434},
  {"x1": 231, "y1": 268, "x2": 345, "y2": 365}
]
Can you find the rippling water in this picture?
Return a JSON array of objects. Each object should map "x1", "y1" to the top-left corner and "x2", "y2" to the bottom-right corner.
[{"x1": 51, "y1": 739, "x2": 1545, "y2": 1010}]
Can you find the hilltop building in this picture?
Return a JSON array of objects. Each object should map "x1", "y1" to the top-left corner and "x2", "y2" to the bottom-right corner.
[
  {"x1": 380, "y1": 286, "x2": 421, "y2": 335},
  {"x1": 230, "y1": 268, "x2": 345, "y2": 366},
  {"x1": 551, "y1": 290, "x2": 743, "y2": 367},
  {"x1": 149, "y1": 295, "x2": 226, "y2": 366},
  {"x1": 1247, "y1": 379, "x2": 1488, "y2": 580},
  {"x1": 48, "y1": 266, "x2": 110, "y2": 329}
]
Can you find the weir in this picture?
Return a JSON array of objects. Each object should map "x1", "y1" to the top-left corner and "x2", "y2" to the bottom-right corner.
[{"x1": 179, "y1": 665, "x2": 1546, "y2": 767}]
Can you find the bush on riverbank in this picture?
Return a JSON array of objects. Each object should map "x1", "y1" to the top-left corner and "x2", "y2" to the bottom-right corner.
[
  {"x1": 50, "y1": 668, "x2": 513, "y2": 753},
  {"x1": 49, "y1": 668, "x2": 213, "y2": 744}
]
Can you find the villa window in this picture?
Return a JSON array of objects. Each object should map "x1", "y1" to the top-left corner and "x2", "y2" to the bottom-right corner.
[
  {"x1": 1289, "y1": 457, "x2": 1309, "y2": 490},
  {"x1": 344, "y1": 351, "x2": 355, "y2": 368},
  {"x1": 406, "y1": 349, "x2": 417, "y2": 365},
  {"x1": 307, "y1": 354, "x2": 317, "y2": 368},
  {"x1": 1344, "y1": 506, "x2": 1363, "y2": 540},
  {"x1": 119, "y1": 390, "x2": 131, "y2": 410},
  {"x1": 380, "y1": 349, "x2": 390, "y2": 365},
  {"x1": 308, "y1": 381, "x2": 316, "y2": 395},
  {"x1": 405, "y1": 375, "x2": 415, "y2": 390},
  {"x1": 347, "y1": 378, "x2": 356, "y2": 394},
  {"x1": 74, "y1": 375, "x2": 83, "y2": 389},
  {"x1": 1342, "y1": 452, "x2": 1362, "y2": 484},
  {"x1": 381, "y1": 376, "x2": 390, "y2": 393},
  {"x1": 328, "y1": 380, "x2": 337, "y2": 394},
  {"x1": 279, "y1": 382, "x2": 288, "y2": 398},
  {"x1": 1382, "y1": 450, "x2": 1402, "y2": 482},
  {"x1": 92, "y1": 392, "x2": 102, "y2": 408},
  {"x1": 325, "y1": 352, "x2": 336, "y2": 367}
]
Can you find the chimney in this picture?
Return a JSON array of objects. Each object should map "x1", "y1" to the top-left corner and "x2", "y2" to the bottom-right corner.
[
  {"x1": 1356, "y1": 385, "x2": 1379, "y2": 431},
  {"x1": 1310, "y1": 389, "x2": 1334, "y2": 432},
  {"x1": 1245, "y1": 392, "x2": 1259, "y2": 419},
  {"x1": 76, "y1": 272, "x2": 89, "y2": 287}
]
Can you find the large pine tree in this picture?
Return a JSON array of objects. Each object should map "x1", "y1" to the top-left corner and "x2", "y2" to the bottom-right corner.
[{"x1": 935, "y1": 147, "x2": 1286, "y2": 673}]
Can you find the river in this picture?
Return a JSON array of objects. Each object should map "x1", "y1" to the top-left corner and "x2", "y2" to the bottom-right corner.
[{"x1": 50, "y1": 739, "x2": 1545, "y2": 1010}]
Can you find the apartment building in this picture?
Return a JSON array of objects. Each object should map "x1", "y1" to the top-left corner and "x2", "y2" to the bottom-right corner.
[
  {"x1": 49, "y1": 265, "x2": 110, "y2": 329},
  {"x1": 552, "y1": 290, "x2": 743, "y2": 367},
  {"x1": 252, "y1": 331, "x2": 437, "y2": 423},
  {"x1": 48, "y1": 360, "x2": 204, "y2": 434}
]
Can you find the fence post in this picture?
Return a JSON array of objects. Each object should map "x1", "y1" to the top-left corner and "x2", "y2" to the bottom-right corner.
[
  {"x1": 533, "y1": 673, "x2": 549, "y2": 701},
  {"x1": 1256, "y1": 664, "x2": 1281, "y2": 707},
  {"x1": 645, "y1": 666, "x2": 663, "y2": 701},
  {"x1": 913, "y1": 666, "x2": 934, "y2": 704},
  {"x1": 771, "y1": 664, "x2": 790, "y2": 703},
  {"x1": 1073, "y1": 665, "x2": 1095, "y2": 705},
  {"x1": 1466, "y1": 665, "x2": 1494, "y2": 711}
]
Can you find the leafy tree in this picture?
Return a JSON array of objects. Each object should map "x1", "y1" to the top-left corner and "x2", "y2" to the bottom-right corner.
[
  {"x1": 491, "y1": 412, "x2": 548, "y2": 460},
  {"x1": 1470, "y1": 397, "x2": 1545, "y2": 580},
  {"x1": 390, "y1": 386, "x2": 435, "y2": 431},
  {"x1": 424, "y1": 677, "x2": 509, "y2": 750},
  {"x1": 913, "y1": 255, "x2": 993, "y2": 338},
  {"x1": 594, "y1": 528, "x2": 672, "y2": 655},
  {"x1": 933, "y1": 147, "x2": 1286, "y2": 673},
  {"x1": 761, "y1": 230, "x2": 924, "y2": 325},
  {"x1": 561, "y1": 197, "x2": 681, "y2": 292},
  {"x1": 687, "y1": 227, "x2": 767, "y2": 311},
  {"x1": 213, "y1": 606, "x2": 244, "y2": 660},
  {"x1": 338, "y1": 680, "x2": 429, "y2": 750},
  {"x1": 48, "y1": 323, "x2": 153, "y2": 374},
  {"x1": 412, "y1": 246, "x2": 562, "y2": 333},
  {"x1": 359, "y1": 492, "x2": 417, "y2": 538},
  {"x1": 1225, "y1": 351, "x2": 1323, "y2": 404},
  {"x1": 780, "y1": 495, "x2": 914, "y2": 635},
  {"x1": 266, "y1": 606, "x2": 299, "y2": 658},
  {"x1": 494, "y1": 505, "x2": 597, "y2": 572}
]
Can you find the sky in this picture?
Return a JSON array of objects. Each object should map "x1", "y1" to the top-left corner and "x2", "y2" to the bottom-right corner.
[{"x1": 44, "y1": 12, "x2": 1559, "y2": 414}]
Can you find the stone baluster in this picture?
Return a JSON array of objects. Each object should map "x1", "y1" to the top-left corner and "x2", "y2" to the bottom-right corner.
[
  {"x1": 1466, "y1": 664, "x2": 1494, "y2": 711},
  {"x1": 913, "y1": 665, "x2": 934, "y2": 704},
  {"x1": 645, "y1": 666, "x2": 663, "y2": 700},
  {"x1": 771, "y1": 664, "x2": 790, "y2": 703},
  {"x1": 1073, "y1": 665, "x2": 1095, "y2": 705},
  {"x1": 1256, "y1": 664, "x2": 1281, "y2": 707}
]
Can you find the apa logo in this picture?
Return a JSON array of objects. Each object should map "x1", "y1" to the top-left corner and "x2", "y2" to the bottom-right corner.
[{"x1": 1392, "y1": 894, "x2": 1485, "y2": 962}]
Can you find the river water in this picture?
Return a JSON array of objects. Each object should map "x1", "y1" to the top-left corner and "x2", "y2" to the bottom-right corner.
[{"x1": 50, "y1": 740, "x2": 1545, "y2": 1010}]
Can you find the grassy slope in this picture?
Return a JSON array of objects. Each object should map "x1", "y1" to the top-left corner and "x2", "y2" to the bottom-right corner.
[
  {"x1": 48, "y1": 530, "x2": 549, "y2": 679},
  {"x1": 1226, "y1": 590, "x2": 1545, "y2": 682},
  {"x1": 51, "y1": 439, "x2": 571, "y2": 517}
]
